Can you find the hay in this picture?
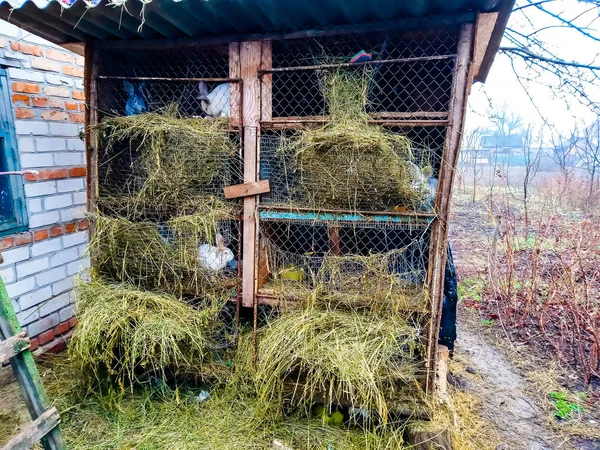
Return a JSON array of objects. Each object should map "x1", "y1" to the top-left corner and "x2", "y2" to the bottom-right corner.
[
  {"x1": 254, "y1": 307, "x2": 423, "y2": 423},
  {"x1": 89, "y1": 199, "x2": 236, "y2": 296},
  {"x1": 98, "y1": 105, "x2": 238, "y2": 217},
  {"x1": 278, "y1": 71, "x2": 427, "y2": 211},
  {"x1": 265, "y1": 248, "x2": 429, "y2": 315},
  {"x1": 69, "y1": 279, "x2": 226, "y2": 386}
]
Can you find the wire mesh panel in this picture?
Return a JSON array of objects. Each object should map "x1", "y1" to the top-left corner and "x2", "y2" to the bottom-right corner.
[
  {"x1": 257, "y1": 213, "x2": 432, "y2": 314},
  {"x1": 259, "y1": 128, "x2": 442, "y2": 212},
  {"x1": 266, "y1": 26, "x2": 457, "y2": 119}
]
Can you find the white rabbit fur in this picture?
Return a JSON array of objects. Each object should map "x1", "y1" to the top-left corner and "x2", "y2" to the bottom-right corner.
[
  {"x1": 198, "y1": 233, "x2": 234, "y2": 271},
  {"x1": 407, "y1": 162, "x2": 437, "y2": 210},
  {"x1": 198, "y1": 81, "x2": 230, "y2": 118}
]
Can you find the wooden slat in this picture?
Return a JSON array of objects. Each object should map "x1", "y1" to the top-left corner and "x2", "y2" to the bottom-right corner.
[
  {"x1": 0, "y1": 332, "x2": 29, "y2": 362},
  {"x1": 1, "y1": 407, "x2": 60, "y2": 450},
  {"x1": 0, "y1": 278, "x2": 66, "y2": 450},
  {"x1": 260, "y1": 40, "x2": 272, "y2": 122},
  {"x1": 425, "y1": 23, "x2": 474, "y2": 395},
  {"x1": 224, "y1": 180, "x2": 270, "y2": 199},
  {"x1": 229, "y1": 42, "x2": 242, "y2": 128},
  {"x1": 468, "y1": 12, "x2": 499, "y2": 92},
  {"x1": 241, "y1": 41, "x2": 263, "y2": 308}
]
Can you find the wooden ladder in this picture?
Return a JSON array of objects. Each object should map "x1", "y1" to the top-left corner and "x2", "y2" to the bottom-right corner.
[{"x1": 0, "y1": 253, "x2": 66, "y2": 450}]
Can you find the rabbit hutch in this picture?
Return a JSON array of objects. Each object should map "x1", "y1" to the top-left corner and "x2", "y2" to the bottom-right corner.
[{"x1": 1, "y1": 0, "x2": 513, "y2": 445}]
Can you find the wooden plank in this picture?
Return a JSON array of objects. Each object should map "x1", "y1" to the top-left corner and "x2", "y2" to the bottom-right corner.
[
  {"x1": 1, "y1": 407, "x2": 60, "y2": 450},
  {"x1": 241, "y1": 41, "x2": 263, "y2": 308},
  {"x1": 328, "y1": 225, "x2": 341, "y2": 256},
  {"x1": 425, "y1": 24, "x2": 474, "y2": 395},
  {"x1": 0, "y1": 279, "x2": 66, "y2": 450},
  {"x1": 260, "y1": 40, "x2": 272, "y2": 122},
  {"x1": 0, "y1": 332, "x2": 29, "y2": 362},
  {"x1": 84, "y1": 43, "x2": 99, "y2": 216},
  {"x1": 436, "y1": 345, "x2": 449, "y2": 396},
  {"x1": 224, "y1": 180, "x2": 270, "y2": 199},
  {"x1": 468, "y1": 12, "x2": 499, "y2": 92},
  {"x1": 229, "y1": 42, "x2": 242, "y2": 128}
]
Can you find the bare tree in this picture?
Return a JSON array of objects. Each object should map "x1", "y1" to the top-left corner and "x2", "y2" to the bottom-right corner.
[
  {"x1": 521, "y1": 124, "x2": 542, "y2": 229},
  {"x1": 461, "y1": 127, "x2": 485, "y2": 202},
  {"x1": 580, "y1": 117, "x2": 600, "y2": 197},
  {"x1": 488, "y1": 104, "x2": 524, "y2": 137},
  {"x1": 499, "y1": 1, "x2": 600, "y2": 114},
  {"x1": 550, "y1": 125, "x2": 579, "y2": 201}
]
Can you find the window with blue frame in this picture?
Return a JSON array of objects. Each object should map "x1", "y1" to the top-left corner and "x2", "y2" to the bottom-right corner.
[{"x1": 0, "y1": 68, "x2": 27, "y2": 235}]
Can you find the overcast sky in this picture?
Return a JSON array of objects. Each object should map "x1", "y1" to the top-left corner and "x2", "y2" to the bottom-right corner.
[{"x1": 467, "y1": 0, "x2": 600, "y2": 136}]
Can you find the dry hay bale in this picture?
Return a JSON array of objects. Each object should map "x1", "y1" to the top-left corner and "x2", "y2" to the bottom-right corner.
[
  {"x1": 98, "y1": 105, "x2": 238, "y2": 216},
  {"x1": 280, "y1": 71, "x2": 427, "y2": 211},
  {"x1": 89, "y1": 198, "x2": 236, "y2": 296},
  {"x1": 254, "y1": 307, "x2": 424, "y2": 423},
  {"x1": 70, "y1": 279, "x2": 226, "y2": 386}
]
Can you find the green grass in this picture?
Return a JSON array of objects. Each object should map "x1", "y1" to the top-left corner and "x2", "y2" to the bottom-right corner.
[
  {"x1": 549, "y1": 392, "x2": 582, "y2": 420},
  {"x1": 458, "y1": 278, "x2": 484, "y2": 303}
]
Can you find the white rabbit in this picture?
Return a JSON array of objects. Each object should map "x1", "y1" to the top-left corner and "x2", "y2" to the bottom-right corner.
[
  {"x1": 198, "y1": 81, "x2": 230, "y2": 118},
  {"x1": 198, "y1": 233, "x2": 234, "y2": 271},
  {"x1": 407, "y1": 162, "x2": 437, "y2": 210}
]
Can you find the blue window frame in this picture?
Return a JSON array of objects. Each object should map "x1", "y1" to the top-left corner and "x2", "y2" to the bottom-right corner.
[{"x1": 0, "y1": 68, "x2": 27, "y2": 235}]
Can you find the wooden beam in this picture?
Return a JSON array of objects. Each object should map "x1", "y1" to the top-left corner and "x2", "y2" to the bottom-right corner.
[
  {"x1": 0, "y1": 280, "x2": 66, "y2": 450},
  {"x1": 426, "y1": 23, "x2": 474, "y2": 395},
  {"x1": 1, "y1": 407, "x2": 60, "y2": 450},
  {"x1": 0, "y1": 332, "x2": 29, "y2": 362},
  {"x1": 260, "y1": 41, "x2": 272, "y2": 122},
  {"x1": 241, "y1": 41, "x2": 262, "y2": 308},
  {"x1": 224, "y1": 180, "x2": 270, "y2": 199},
  {"x1": 468, "y1": 12, "x2": 499, "y2": 91},
  {"x1": 229, "y1": 42, "x2": 242, "y2": 128},
  {"x1": 84, "y1": 43, "x2": 99, "y2": 216}
]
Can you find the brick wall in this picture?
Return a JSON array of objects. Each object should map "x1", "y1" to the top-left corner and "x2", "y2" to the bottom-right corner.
[{"x1": 0, "y1": 20, "x2": 88, "y2": 351}]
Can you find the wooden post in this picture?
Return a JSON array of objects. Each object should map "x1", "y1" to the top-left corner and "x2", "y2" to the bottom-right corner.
[
  {"x1": 229, "y1": 42, "x2": 242, "y2": 128},
  {"x1": 241, "y1": 41, "x2": 263, "y2": 308},
  {"x1": 260, "y1": 41, "x2": 272, "y2": 122},
  {"x1": 84, "y1": 42, "x2": 99, "y2": 213},
  {"x1": 426, "y1": 23, "x2": 474, "y2": 394},
  {"x1": 0, "y1": 278, "x2": 66, "y2": 450}
]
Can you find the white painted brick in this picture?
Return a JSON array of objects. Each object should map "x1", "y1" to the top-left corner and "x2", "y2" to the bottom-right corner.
[
  {"x1": 48, "y1": 122, "x2": 79, "y2": 137},
  {"x1": 24, "y1": 181, "x2": 57, "y2": 197},
  {"x1": 56, "y1": 178, "x2": 84, "y2": 193},
  {"x1": 46, "y1": 73, "x2": 73, "y2": 86},
  {"x1": 27, "y1": 313, "x2": 59, "y2": 337},
  {"x1": 74, "y1": 79, "x2": 84, "y2": 90},
  {"x1": 15, "y1": 120, "x2": 48, "y2": 136},
  {"x1": 59, "y1": 305, "x2": 76, "y2": 322},
  {"x1": 53, "y1": 152, "x2": 83, "y2": 166},
  {"x1": 22, "y1": 33, "x2": 55, "y2": 46},
  {"x1": 39, "y1": 292, "x2": 71, "y2": 317},
  {"x1": 16, "y1": 257, "x2": 49, "y2": 278},
  {"x1": 72, "y1": 191, "x2": 86, "y2": 206},
  {"x1": 19, "y1": 286, "x2": 52, "y2": 310},
  {"x1": 76, "y1": 243, "x2": 87, "y2": 258},
  {"x1": 50, "y1": 247, "x2": 78, "y2": 268},
  {"x1": 66, "y1": 256, "x2": 90, "y2": 275},
  {"x1": 43, "y1": 193, "x2": 73, "y2": 211},
  {"x1": 5, "y1": 276, "x2": 36, "y2": 298},
  {"x1": 0, "y1": 266, "x2": 15, "y2": 284},
  {"x1": 29, "y1": 211, "x2": 60, "y2": 228},
  {"x1": 66, "y1": 138, "x2": 85, "y2": 151},
  {"x1": 62, "y1": 231, "x2": 87, "y2": 248},
  {"x1": 3, "y1": 50, "x2": 28, "y2": 62},
  {"x1": 35, "y1": 266, "x2": 66, "y2": 287},
  {"x1": 11, "y1": 299, "x2": 19, "y2": 313},
  {"x1": 27, "y1": 198, "x2": 42, "y2": 214},
  {"x1": 18, "y1": 137, "x2": 35, "y2": 153},
  {"x1": 1, "y1": 247, "x2": 30, "y2": 265},
  {"x1": 8, "y1": 67, "x2": 44, "y2": 82},
  {"x1": 52, "y1": 277, "x2": 73, "y2": 296},
  {"x1": 36, "y1": 138, "x2": 66, "y2": 152},
  {"x1": 20, "y1": 153, "x2": 54, "y2": 168},
  {"x1": 17, "y1": 308, "x2": 40, "y2": 327},
  {"x1": 31, "y1": 237, "x2": 62, "y2": 257},
  {"x1": 0, "y1": 21, "x2": 23, "y2": 38},
  {"x1": 60, "y1": 206, "x2": 85, "y2": 222}
]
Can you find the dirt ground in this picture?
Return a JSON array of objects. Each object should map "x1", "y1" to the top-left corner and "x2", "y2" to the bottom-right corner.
[{"x1": 449, "y1": 189, "x2": 600, "y2": 450}]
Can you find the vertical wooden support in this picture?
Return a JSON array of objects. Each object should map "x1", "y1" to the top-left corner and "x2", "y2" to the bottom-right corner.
[
  {"x1": 0, "y1": 279, "x2": 66, "y2": 450},
  {"x1": 229, "y1": 42, "x2": 242, "y2": 128},
  {"x1": 426, "y1": 24, "x2": 474, "y2": 394},
  {"x1": 241, "y1": 42, "x2": 262, "y2": 308},
  {"x1": 260, "y1": 41, "x2": 272, "y2": 122},
  {"x1": 84, "y1": 42, "x2": 99, "y2": 215}
]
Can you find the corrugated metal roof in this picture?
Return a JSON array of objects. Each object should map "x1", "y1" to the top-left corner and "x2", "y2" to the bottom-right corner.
[{"x1": 0, "y1": 0, "x2": 504, "y2": 44}]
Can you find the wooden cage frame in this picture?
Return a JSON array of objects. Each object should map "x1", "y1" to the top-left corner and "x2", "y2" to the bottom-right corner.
[{"x1": 83, "y1": 12, "x2": 498, "y2": 395}]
